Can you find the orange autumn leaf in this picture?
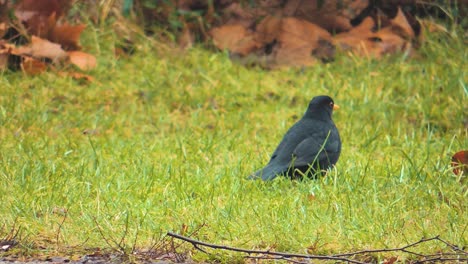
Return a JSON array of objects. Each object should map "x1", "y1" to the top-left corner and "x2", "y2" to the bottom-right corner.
[
  {"x1": 13, "y1": 36, "x2": 68, "y2": 62},
  {"x1": 452, "y1": 150, "x2": 468, "y2": 176},
  {"x1": 21, "y1": 57, "x2": 47, "y2": 74},
  {"x1": 373, "y1": 27, "x2": 411, "y2": 55},
  {"x1": 334, "y1": 13, "x2": 413, "y2": 59},
  {"x1": 209, "y1": 24, "x2": 258, "y2": 56},
  {"x1": 50, "y1": 24, "x2": 86, "y2": 50},
  {"x1": 255, "y1": 16, "x2": 282, "y2": 44},
  {"x1": 270, "y1": 17, "x2": 332, "y2": 68},
  {"x1": 334, "y1": 16, "x2": 375, "y2": 50},
  {"x1": 68, "y1": 51, "x2": 97, "y2": 71},
  {"x1": 282, "y1": 0, "x2": 369, "y2": 32},
  {"x1": 14, "y1": 0, "x2": 60, "y2": 38},
  {"x1": 383, "y1": 256, "x2": 398, "y2": 264},
  {"x1": 389, "y1": 7, "x2": 415, "y2": 39}
]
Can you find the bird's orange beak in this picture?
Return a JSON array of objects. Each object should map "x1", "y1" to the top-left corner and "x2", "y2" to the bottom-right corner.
[{"x1": 333, "y1": 104, "x2": 340, "y2": 110}]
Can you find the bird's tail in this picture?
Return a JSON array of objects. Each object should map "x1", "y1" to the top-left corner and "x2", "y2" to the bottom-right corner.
[{"x1": 248, "y1": 164, "x2": 284, "y2": 181}]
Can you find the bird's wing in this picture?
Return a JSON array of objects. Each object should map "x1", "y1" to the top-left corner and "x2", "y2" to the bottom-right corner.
[
  {"x1": 268, "y1": 123, "x2": 310, "y2": 162},
  {"x1": 291, "y1": 131, "x2": 340, "y2": 168}
]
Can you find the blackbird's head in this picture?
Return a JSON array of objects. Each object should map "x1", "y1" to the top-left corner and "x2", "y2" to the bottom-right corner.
[{"x1": 305, "y1": 95, "x2": 339, "y2": 120}]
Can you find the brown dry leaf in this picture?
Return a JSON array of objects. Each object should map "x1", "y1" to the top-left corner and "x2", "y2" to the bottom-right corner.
[
  {"x1": 14, "y1": 0, "x2": 62, "y2": 39},
  {"x1": 209, "y1": 24, "x2": 258, "y2": 56},
  {"x1": 383, "y1": 256, "x2": 398, "y2": 264},
  {"x1": 15, "y1": 0, "x2": 70, "y2": 20},
  {"x1": 219, "y1": 3, "x2": 259, "y2": 28},
  {"x1": 12, "y1": 36, "x2": 68, "y2": 62},
  {"x1": 452, "y1": 150, "x2": 468, "y2": 176},
  {"x1": 255, "y1": 16, "x2": 282, "y2": 44},
  {"x1": 389, "y1": 7, "x2": 415, "y2": 39},
  {"x1": 18, "y1": 11, "x2": 57, "y2": 38},
  {"x1": 68, "y1": 51, "x2": 97, "y2": 71},
  {"x1": 271, "y1": 17, "x2": 332, "y2": 67},
  {"x1": 50, "y1": 24, "x2": 86, "y2": 50},
  {"x1": 334, "y1": 16, "x2": 375, "y2": 51},
  {"x1": 283, "y1": 0, "x2": 369, "y2": 32},
  {"x1": 21, "y1": 56, "x2": 47, "y2": 74},
  {"x1": 334, "y1": 15, "x2": 412, "y2": 58},
  {"x1": 14, "y1": 36, "x2": 68, "y2": 61},
  {"x1": 178, "y1": 24, "x2": 194, "y2": 50},
  {"x1": 307, "y1": 194, "x2": 316, "y2": 201},
  {"x1": 373, "y1": 27, "x2": 411, "y2": 55}
]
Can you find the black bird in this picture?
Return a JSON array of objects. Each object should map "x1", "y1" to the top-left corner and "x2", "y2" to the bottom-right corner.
[{"x1": 250, "y1": 95, "x2": 341, "y2": 181}]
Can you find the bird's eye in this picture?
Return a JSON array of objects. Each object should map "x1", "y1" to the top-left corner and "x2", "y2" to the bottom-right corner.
[{"x1": 329, "y1": 102, "x2": 334, "y2": 107}]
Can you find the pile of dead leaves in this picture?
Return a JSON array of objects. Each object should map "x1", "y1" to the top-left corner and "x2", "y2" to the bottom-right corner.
[
  {"x1": 0, "y1": 0, "x2": 96, "y2": 78},
  {"x1": 207, "y1": 0, "x2": 423, "y2": 68},
  {"x1": 139, "y1": 0, "x2": 442, "y2": 69}
]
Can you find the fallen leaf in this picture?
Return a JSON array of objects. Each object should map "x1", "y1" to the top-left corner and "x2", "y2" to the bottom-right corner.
[
  {"x1": 283, "y1": 0, "x2": 369, "y2": 32},
  {"x1": 209, "y1": 24, "x2": 258, "y2": 55},
  {"x1": 389, "y1": 7, "x2": 415, "y2": 39},
  {"x1": 178, "y1": 24, "x2": 194, "y2": 49},
  {"x1": 452, "y1": 150, "x2": 468, "y2": 176},
  {"x1": 21, "y1": 56, "x2": 47, "y2": 74},
  {"x1": 66, "y1": 71, "x2": 94, "y2": 82},
  {"x1": 255, "y1": 16, "x2": 282, "y2": 44},
  {"x1": 67, "y1": 51, "x2": 97, "y2": 71},
  {"x1": 334, "y1": 16, "x2": 375, "y2": 51},
  {"x1": 13, "y1": 36, "x2": 68, "y2": 62},
  {"x1": 383, "y1": 256, "x2": 398, "y2": 264},
  {"x1": 15, "y1": 9, "x2": 57, "y2": 38},
  {"x1": 334, "y1": 15, "x2": 412, "y2": 58},
  {"x1": 270, "y1": 17, "x2": 332, "y2": 67},
  {"x1": 220, "y1": 3, "x2": 258, "y2": 28},
  {"x1": 312, "y1": 38, "x2": 336, "y2": 62},
  {"x1": 31, "y1": 35, "x2": 67, "y2": 60},
  {"x1": 373, "y1": 27, "x2": 411, "y2": 56},
  {"x1": 15, "y1": 0, "x2": 70, "y2": 20},
  {"x1": 50, "y1": 24, "x2": 86, "y2": 50}
]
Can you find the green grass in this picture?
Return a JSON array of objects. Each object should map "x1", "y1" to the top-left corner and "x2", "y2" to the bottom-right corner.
[{"x1": 0, "y1": 22, "x2": 466, "y2": 262}]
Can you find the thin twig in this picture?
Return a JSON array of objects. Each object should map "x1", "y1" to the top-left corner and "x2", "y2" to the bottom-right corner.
[
  {"x1": 333, "y1": 236, "x2": 439, "y2": 257},
  {"x1": 55, "y1": 212, "x2": 68, "y2": 247},
  {"x1": 167, "y1": 232, "x2": 366, "y2": 264},
  {"x1": 93, "y1": 217, "x2": 126, "y2": 254},
  {"x1": 167, "y1": 232, "x2": 467, "y2": 264},
  {"x1": 437, "y1": 236, "x2": 467, "y2": 254}
]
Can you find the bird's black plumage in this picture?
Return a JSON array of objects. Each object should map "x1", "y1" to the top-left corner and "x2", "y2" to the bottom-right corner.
[{"x1": 250, "y1": 95, "x2": 341, "y2": 181}]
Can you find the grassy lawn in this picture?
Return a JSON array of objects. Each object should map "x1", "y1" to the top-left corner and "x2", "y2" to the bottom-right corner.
[{"x1": 0, "y1": 22, "x2": 466, "y2": 262}]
